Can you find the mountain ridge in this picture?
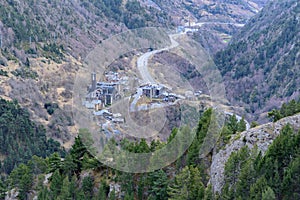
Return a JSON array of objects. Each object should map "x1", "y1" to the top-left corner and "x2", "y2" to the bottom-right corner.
[{"x1": 214, "y1": 0, "x2": 300, "y2": 121}]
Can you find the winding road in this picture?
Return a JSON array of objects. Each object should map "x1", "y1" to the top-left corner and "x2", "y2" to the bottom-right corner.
[
  {"x1": 137, "y1": 33, "x2": 183, "y2": 84},
  {"x1": 135, "y1": 29, "x2": 251, "y2": 130}
]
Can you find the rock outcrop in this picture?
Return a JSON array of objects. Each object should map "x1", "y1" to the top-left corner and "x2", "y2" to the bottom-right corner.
[{"x1": 210, "y1": 113, "x2": 300, "y2": 193}]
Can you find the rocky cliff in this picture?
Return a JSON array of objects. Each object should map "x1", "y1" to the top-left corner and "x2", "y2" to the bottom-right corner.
[{"x1": 210, "y1": 113, "x2": 300, "y2": 192}]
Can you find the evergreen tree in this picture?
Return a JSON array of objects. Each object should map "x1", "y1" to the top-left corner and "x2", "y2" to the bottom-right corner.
[
  {"x1": 262, "y1": 187, "x2": 276, "y2": 200},
  {"x1": 237, "y1": 116, "x2": 247, "y2": 132},
  {"x1": 137, "y1": 174, "x2": 146, "y2": 200},
  {"x1": 69, "y1": 175, "x2": 77, "y2": 200},
  {"x1": 70, "y1": 136, "x2": 88, "y2": 172},
  {"x1": 268, "y1": 109, "x2": 282, "y2": 122},
  {"x1": 82, "y1": 175, "x2": 94, "y2": 199},
  {"x1": 137, "y1": 139, "x2": 150, "y2": 153},
  {"x1": 0, "y1": 179, "x2": 6, "y2": 200},
  {"x1": 249, "y1": 176, "x2": 268, "y2": 200},
  {"x1": 236, "y1": 159, "x2": 256, "y2": 199},
  {"x1": 118, "y1": 172, "x2": 134, "y2": 195},
  {"x1": 189, "y1": 166, "x2": 205, "y2": 199},
  {"x1": 50, "y1": 169, "x2": 62, "y2": 198},
  {"x1": 9, "y1": 164, "x2": 33, "y2": 200},
  {"x1": 148, "y1": 169, "x2": 168, "y2": 200},
  {"x1": 95, "y1": 181, "x2": 107, "y2": 200},
  {"x1": 204, "y1": 184, "x2": 214, "y2": 200},
  {"x1": 19, "y1": 171, "x2": 33, "y2": 200},
  {"x1": 228, "y1": 114, "x2": 238, "y2": 134},
  {"x1": 168, "y1": 166, "x2": 204, "y2": 200},
  {"x1": 62, "y1": 154, "x2": 76, "y2": 177},
  {"x1": 82, "y1": 153, "x2": 100, "y2": 170},
  {"x1": 37, "y1": 186, "x2": 51, "y2": 200},
  {"x1": 224, "y1": 146, "x2": 250, "y2": 192},
  {"x1": 58, "y1": 176, "x2": 71, "y2": 200},
  {"x1": 48, "y1": 152, "x2": 62, "y2": 173},
  {"x1": 282, "y1": 156, "x2": 300, "y2": 199},
  {"x1": 251, "y1": 121, "x2": 259, "y2": 128},
  {"x1": 76, "y1": 189, "x2": 86, "y2": 200},
  {"x1": 187, "y1": 109, "x2": 212, "y2": 166}
]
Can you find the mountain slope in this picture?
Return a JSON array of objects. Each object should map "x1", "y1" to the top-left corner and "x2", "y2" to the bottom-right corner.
[
  {"x1": 215, "y1": 0, "x2": 300, "y2": 120},
  {"x1": 0, "y1": 0, "x2": 170, "y2": 61},
  {"x1": 147, "y1": 0, "x2": 268, "y2": 24},
  {"x1": 0, "y1": 0, "x2": 171, "y2": 144}
]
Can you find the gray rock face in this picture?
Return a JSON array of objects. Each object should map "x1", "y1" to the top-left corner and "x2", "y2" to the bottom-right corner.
[{"x1": 210, "y1": 114, "x2": 300, "y2": 193}]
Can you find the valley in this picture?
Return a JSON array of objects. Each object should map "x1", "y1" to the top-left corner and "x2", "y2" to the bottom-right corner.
[{"x1": 1, "y1": 0, "x2": 300, "y2": 200}]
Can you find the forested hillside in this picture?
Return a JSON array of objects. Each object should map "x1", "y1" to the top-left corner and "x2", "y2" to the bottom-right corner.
[
  {"x1": 221, "y1": 124, "x2": 300, "y2": 200},
  {"x1": 2, "y1": 99, "x2": 300, "y2": 199},
  {"x1": 0, "y1": 0, "x2": 170, "y2": 63},
  {"x1": 1, "y1": 0, "x2": 300, "y2": 199},
  {"x1": 0, "y1": 98, "x2": 64, "y2": 174},
  {"x1": 214, "y1": 0, "x2": 300, "y2": 120},
  {"x1": 149, "y1": 0, "x2": 267, "y2": 23}
]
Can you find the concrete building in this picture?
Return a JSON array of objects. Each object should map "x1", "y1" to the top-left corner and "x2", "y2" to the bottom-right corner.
[{"x1": 141, "y1": 84, "x2": 165, "y2": 99}]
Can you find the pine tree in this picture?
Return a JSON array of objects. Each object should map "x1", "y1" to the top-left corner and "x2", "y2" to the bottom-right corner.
[
  {"x1": 0, "y1": 179, "x2": 6, "y2": 200},
  {"x1": 76, "y1": 189, "x2": 86, "y2": 200},
  {"x1": 204, "y1": 184, "x2": 214, "y2": 200},
  {"x1": 69, "y1": 175, "x2": 77, "y2": 200},
  {"x1": 137, "y1": 139, "x2": 150, "y2": 153},
  {"x1": 37, "y1": 186, "x2": 51, "y2": 200},
  {"x1": 237, "y1": 116, "x2": 246, "y2": 132},
  {"x1": 228, "y1": 114, "x2": 238, "y2": 134},
  {"x1": 50, "y1": 169, "x2": 62, "y2": 198},
  {"x1": 95, "y1": 181, "x2": 107, "y2": 200},
  {"x1": 251, "y1": 121, "x2": 259, "y2": 128},
  {"x1": 19, "y1": 171, "x2": 33, "y2": 200},
  {"x1": 62, "y1": 154, "x2": 76, "y2": 177},
  {"x1": 9, "y1": 164, "x2": 33, "y2": 200},
  {"x1": 118, "y1": 172, "x2": 134, "y2": 195},
  {"x1": 70, "y1": 136, "x2": 88, "y2": 172},
  {"x1": 82, "y1": 175, "x2": 94, "y2": 199},
  {"x1": 82, "y1": 153, "x2": 100, "y2": 170},
  {"x1": 168, "y1": 166, "x2": 204, "y2": 200},
  {"x1": 58, "y1": 176, "x2": 71, "y2": 200},
  {"x1": 137, "y1": 174, "x2": 145, "y2": 200},
  {"x1": 48, "y1": 152, "x2": 62, "y2": 173},
  {"x1": 187, "y1": 109, "x2": 212, "y2": 166},
  {"x1": 148, "y1": 169, "x2": 168, "y2": 200},
  {"x1": 189, "y1": 166, "x2": 205, "y2": 200},
  {"x1": 236, "y1": 159, "x2": 256, "y2": 199},
  {"x1": 268, "y1": 109, "x2": 282, "y2": 122},
  {"x1": 249, "y1": 176, "x2": 268, "y2": 200},
  {"x1": 224, "y1": 146, "x2": 250, "y2": 192},
  {"x1": 282, "y1": 156, "x2": 300, "y2": 199},
  {"x1": 262, "y1": 187, "x2": 275, "y2": 200}
]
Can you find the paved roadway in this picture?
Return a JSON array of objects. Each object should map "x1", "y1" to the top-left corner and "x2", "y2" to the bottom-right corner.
[
  {"x1": 135, "y1": 28, "x2": 251, "y2": 130},
  {"x1": 136, "y1": 33, "x2": 183, "y2": 84}
]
